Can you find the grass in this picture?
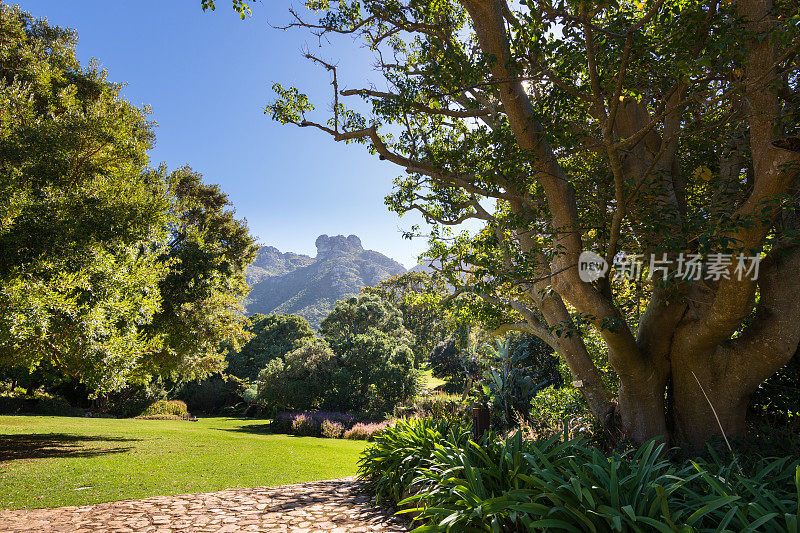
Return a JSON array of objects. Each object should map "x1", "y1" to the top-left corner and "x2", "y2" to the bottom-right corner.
[
  {"x1": 0, "y1": 415, "x2": 368, "y2": 510},
  {"x1": 418, "y1": 365, "x2": 447, "y2": 391}
]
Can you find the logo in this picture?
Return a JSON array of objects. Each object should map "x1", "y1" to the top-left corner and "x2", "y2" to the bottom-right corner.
[{"x1": 578, "y1": 251, "x2": 608, "y2": 282}]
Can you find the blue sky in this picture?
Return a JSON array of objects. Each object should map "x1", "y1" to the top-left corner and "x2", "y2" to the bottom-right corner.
[{"x1": 15, "y1": 0, "x2": 434, "y2": 268}]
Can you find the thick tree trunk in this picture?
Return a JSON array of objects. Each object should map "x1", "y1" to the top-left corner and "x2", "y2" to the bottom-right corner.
[
  {"x1": 459, "y1": 0, "x2": 799, "y2": 449},
  {"x1": 617, "y1": 373, "x2": 669, "y2": 444},
  {"x1": 671, "y1": 380, "x2": 748, "y2": 449},
  {"x1": 610, "y1": 344, "x2": 752, "y2": 448},
  {"x1": 669, "y1": 348, "x2": 749, "y2": 448}
]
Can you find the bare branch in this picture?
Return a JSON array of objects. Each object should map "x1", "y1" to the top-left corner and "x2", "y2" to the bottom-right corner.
[{"x1": 340, "y1": 88, "x2": 496, "y2": 118}]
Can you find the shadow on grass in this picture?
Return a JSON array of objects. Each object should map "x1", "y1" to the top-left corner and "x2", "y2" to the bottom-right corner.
[
  {"x1": 216, "y1": 425, "x2": 342, "y2": 441},
  {"x1": 0, "y1": 433, "x2": 139, "y2": 461},
  {"x1": 216, "y1": 423, "x2": 274, "y2": 435}
]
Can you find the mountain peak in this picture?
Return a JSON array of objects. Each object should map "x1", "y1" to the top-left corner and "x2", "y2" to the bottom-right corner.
[
  {"x1": 246, "y1": 234, "x2": 406, "y2": 328},
  {"x1": 315, "y1": 234, "x2": 363, "y2": 255}
]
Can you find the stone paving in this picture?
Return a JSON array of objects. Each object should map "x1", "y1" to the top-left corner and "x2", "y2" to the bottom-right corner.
[{"x1": 0, "y1": 477, "x2": 410, "y2": 532}]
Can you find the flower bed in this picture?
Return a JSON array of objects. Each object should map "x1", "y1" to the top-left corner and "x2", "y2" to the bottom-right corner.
[{"x1": 270, "y1": 411, "x2": 390, "y2": 440}]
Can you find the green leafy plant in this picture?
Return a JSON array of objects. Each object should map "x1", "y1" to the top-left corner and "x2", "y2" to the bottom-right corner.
[
  {"x1": 527, "y1": 385, "x2": 596, "y2": 440},
  {"x1": 476, "y1": 337, "x2": 560, "y2": 429},
  {"x1": 358, "y1": 417, "x2": 470, "y2": 505},
  {"x1": 0, "y1": 6, "x2": 257, "y2": 396},
  {"x1": 399, "y1": 434, "x2": 800, "y2": 532}
]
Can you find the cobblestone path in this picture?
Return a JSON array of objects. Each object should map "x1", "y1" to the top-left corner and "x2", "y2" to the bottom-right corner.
[{"x1": 0, "y1": 477, "x2": 409, "y2": 532}]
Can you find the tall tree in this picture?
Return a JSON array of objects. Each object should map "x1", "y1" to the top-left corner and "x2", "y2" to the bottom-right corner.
[
  {"x1": 213, "y1": 0, "x2": 800, "y2": 446},
  {"x1": 0, "y1": 6, "x2": 171, "y2": 393},
  {"x1": 0, "y1": 7, "x2": 257, "y2": 394},
  {"x1": 320, "y1": 293, "x2": 419, "y2": 411},
  {"x1": 143, "y1": 167, "x2": 258, "y2": 382},
  {"x1": 362, "y1": 271, "x2": 451, "y2": 365}
]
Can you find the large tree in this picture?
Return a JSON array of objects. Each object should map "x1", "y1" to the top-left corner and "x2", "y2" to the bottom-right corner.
[
  {"x1": 0, "y1": 6, "x2": 171, "y2": 393},
  {"x1": 0, "y1": 6, "x2": 256, "y2": 395},
  {"x1": 362, "y1": 271, "x2": 452, "y2": 365},
  {"x1": 143, "y1": 167, "x2": 258, "y2": 382},
  {"x1": 211, "y1": 0, "x2": 800, "y2": 446},
  {"x1": 320, "y1": 293, "x2": 419, "y2": 411},
  {"x1": 227, "y1": 313, "x2": 315, "y2": 380}
]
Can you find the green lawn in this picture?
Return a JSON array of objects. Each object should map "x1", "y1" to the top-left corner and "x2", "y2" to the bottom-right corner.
[
  {"x1": 419, "y1": 366, "x2": 448, "y2": 391},
  {"x1": 0, "y1": 415, "x2": 368, "y2": 510}
]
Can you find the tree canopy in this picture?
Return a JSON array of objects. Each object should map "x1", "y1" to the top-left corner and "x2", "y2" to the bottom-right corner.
[
  {"x1": 216, "y1": 0, "x2": 799, "y2": 446},
  {"x1": 258, "y1": 295, "x2": 419, "y2": 413},
  {"x1": 0, "y1": 6, "x2": 256, "y2": 395},
  {"x1": 144, "y1": 167, "x2": 258, "y2": 382},
  {"x1": 362, "y1": 271, "x2": 452, "y2": 365},
  {"x1": 227, "y1": 313, "x2": 315, "y2": 380},
  {"x1": 321, "y1": 294, "x2": 419, "y2": 412}
]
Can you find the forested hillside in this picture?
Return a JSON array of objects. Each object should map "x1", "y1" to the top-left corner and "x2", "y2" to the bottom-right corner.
[{"x1": 245, "y1": 235, "x2": 406, "y2": 327}]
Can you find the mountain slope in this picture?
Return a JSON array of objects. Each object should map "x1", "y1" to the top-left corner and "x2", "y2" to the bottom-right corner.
[
  {"x1": 245, "y1": 234, "x2": 407, "y2": 327},
  {"x1": 245, "y1": 246, "x2": 314, "y2": 285}
]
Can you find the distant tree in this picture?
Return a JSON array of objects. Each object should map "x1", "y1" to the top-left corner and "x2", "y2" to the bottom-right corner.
[
  {"x1": 144, "y1": 167, "x2": 258, "y2": 381},
  {"x1": 429, "y1": 340, "x2": 464, "y2": 380},
  {"x1": 308, "y1": 294, "x2": 421, "y2": 412},
  {"x1": 363, "y1": 271, "x2": 451, "y2": 366},
  {"x1": 257, "y1": 338, "x2": 337, "y2": 411},
  {"x1": 320, "y1": 293, "x2": 412, "y2": 345},
  {"x1": 228, "y1": 313, "x2": 315, "y2": 380},
  {"x1": 508, "y1": 333, "x2": 562, "y2": 389}
]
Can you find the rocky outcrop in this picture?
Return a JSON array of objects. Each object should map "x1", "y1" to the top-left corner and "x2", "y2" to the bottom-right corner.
[
  {"x1": 314, "y1": 234, "x2": 363, "y2": 255},
  {"x1": 245, "y1": 235, "x2": 406, "y2": 328}
]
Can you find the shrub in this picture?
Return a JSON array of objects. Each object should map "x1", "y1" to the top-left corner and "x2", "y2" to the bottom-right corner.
[
  {"x1": 176, "y1": 374, "x2": 247, "y2": 414},
  {"x1": 0, "y1": 393, "x2": 80, "y2": 416},
  {"x1": 395, "y1": 392, "x2": 471, "y2": 425},
  {"x1": 242, "y1": 385, "x2": 258, "y2": 405},
  {"x1": 139, "y1": 399, "x2": 189, "y2": 418},
  {"x1": 343, "y1": 421, "x2": 391, "y2": 440},
  {"x1": 105, "y1": 382, "x2": 167, "y2": 418},
  {"x1": 291, "y1": 413, "x2": 315, "y2": 436},
  {"x1": 0, "y1": 395, "x2": 25, "y2": 414},
  {"x1": 358, "y1": 417, "x2": 471, "y2": 504},
  {"x1": 527, "y1": 384, "x2": 596, "y2": 439},
  {"x1": 37, "y1": 395, "x2": 81, "y2": 416},
  {"x1": 475, "y1": 337, "x2": 562, "y2": 429},
  {"x1": 271, "y1": 411, "x2": 356, "y2": 437},
  {"x1": 321, "y1": 419, "x2": 345, "y2": 439}
]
